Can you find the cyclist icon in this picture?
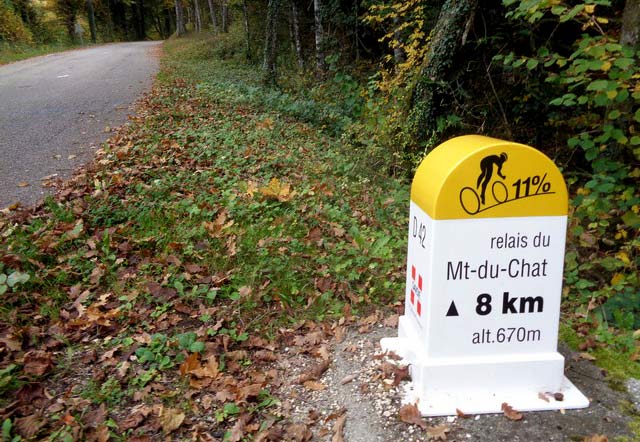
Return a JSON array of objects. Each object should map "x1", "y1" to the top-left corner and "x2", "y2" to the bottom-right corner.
[
  {"x1": 476, "y1": 152, "x2": 507, "y2": 204},
  {"x1": 459, "y1": 152, "x2": 509, "y2": 215}
]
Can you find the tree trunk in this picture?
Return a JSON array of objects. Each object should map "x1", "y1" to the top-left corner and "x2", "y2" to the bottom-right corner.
[
  {"x1": 137, "y1": 0, "x2": 147, "y2": 39},
  {"x1": 105, "y1": 0, "x2": 115, "y2": 41},
  {"x1": 291, "y1": 0, "x2": 303, "y2": 69},
  {"x1": 621, "y1": 0, "x2": 640, "y2": 48},
  {"x1": 354, "y1": 0, "x2": 359, "y2": 61},
  {"x1": 263, "y1": 0, "x2": 280, "y2": 86},
  {"x1": 242, "y1": 0, "x2": 251, "y2": 60},
  {"x1": 207, "y1": 0, "x2": 218, "y2": 31},
  {"x1": 86, "y1": 0, "x2": 97, "y2": 43},
  {"x1": 175, "y1": 0, "x2": 186, "y2": 36},
  {"x1": 393, "y1": 15, "x2": 404, "y2": 65},
  {"x1": 194, "y1": 0, "x2": 202, "y2": 31},
  {"x1": 131, "y1": 2, "x2": 141, "y2": 39},
  {"x1": 313, "y1": 0, "x2": 325, "y2": 74},
  {"x1": 164, "y1": 8, "x2": 173, "y2": 36},
  {"x1": 221, "y1": 0, "x2": 229, "y2": 32},
  {"x1": 408, "y1": 0, "x2": 478, "y2": 144}
]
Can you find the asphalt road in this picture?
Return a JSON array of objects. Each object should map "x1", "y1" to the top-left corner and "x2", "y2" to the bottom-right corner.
[{"x1": 0, "y1": 41, "x2": 162, "y2": 209}]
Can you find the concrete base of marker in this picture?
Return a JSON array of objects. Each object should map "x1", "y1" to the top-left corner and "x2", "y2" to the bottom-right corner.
[{"x1": 380, "y1": 315, "x2": 590, "y2": 416}]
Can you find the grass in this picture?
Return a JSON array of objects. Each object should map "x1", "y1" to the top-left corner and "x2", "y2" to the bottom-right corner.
[
  {"x1": 0, "y1": 32, "x2": 408, "y2": 440},
  {"x1": 0, "y1": 41, "x2": 84, "y2": 65}
]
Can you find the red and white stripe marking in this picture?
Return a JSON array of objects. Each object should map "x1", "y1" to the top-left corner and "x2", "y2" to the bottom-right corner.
[{"x1": 410, "y1": 265, "x2": 423, "y2": 316}]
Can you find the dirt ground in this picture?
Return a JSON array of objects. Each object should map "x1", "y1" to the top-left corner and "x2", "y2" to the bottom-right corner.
[{"x1": 274, "y1": 323, "x2": 639, "y2": 442}]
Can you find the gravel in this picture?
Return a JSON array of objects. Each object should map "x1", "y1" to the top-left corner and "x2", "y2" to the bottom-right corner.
[{"x1": 274, "y1": 322, "x2": 639, "y2": 441}]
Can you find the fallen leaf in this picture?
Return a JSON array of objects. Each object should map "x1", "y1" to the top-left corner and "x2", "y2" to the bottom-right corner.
[
  {"x1": 340, "y1": 374, "x2": 357, "y2": 385},
  {"x1": 84, "y1": 403, "x2": 107, "y2": 428},
  {"x1": 307, "y1": 410, "x2": 320, "y2": 423},
  {"x1": 538, "y1": 392, "x2": 550, "y2": 403},
  {"x1": 332, "y1": 415, "x2": 346, "y2": 442},
  {"x1": 285, "y1": 423, "x2": 312, "y2": 441},
  {"x1": 159, "y1": 406, "x2": 185, "y2": 434},
  {"x1": 17, "y1": 182, "x2": 30, "y2": 187},
  {"x1": 180, "y1": 352, "x2": 200, "y2": 376},
  {"x1": 192, "y1": 356, "x2": 219, "y2": 379},
  {"x1": 89, "y1": 264, "x2": 105, "y2": 285},
  {"x1": 579, "y1": 352, "x2": 596, "y2": 361},
  {"x1": 23, "y1": 350, "x2": 54, "y2": 376},
  {"x1": 393, "y1": 365, "x2": 410, "y2": 386},
  {"x1": 427, "y1": 424, "x2": 450, "y2": 440},
  {"x1": 216, "y1": 389, "x2": 236, "y2": 403},
  {"x1": 15, "y1": 415, "x2": 45, "y2": 438},
  {"x1": 315, "y1": 345, "x2": 331, "y2": 361},
  {"x1": 229, "y1": 413, "x2": 251, "y2": 442},
  {"x1": 501, "y1": 402, "x2": 523, "y2": 421},
  {"x1": 306, "y1": 227, "x2": 323, "y2": 242},
  {"x1": 324, "y1": 408, "x2": 347, "y2": 422},
  {"x1": 334, "y1": 326, "x2": 345, "y2": 343},
  {"x1": 238, "y1": 383, "x2": 263, "y2": 400},
  {"x1": 399, "y1": 403, "x2": 427, "y2": 429},
  {"x1": 297, "y1": 359, "x2": 330, "y2": 383},
  {"x1": 116, "y1": 361, "x2": 130, "y2": 378},
  {"x1": 258, "y1": 178, "x2": 295, "y2": 202},
  {"x1": 16, "y1": 382, "x2": 45, "y2": 404},
  {"x1": 382, "y1": 314, "x2": 399, "y2": 327},
  {"x1": 92, "y1": 425, "x2": 110, "y2": 442},
  {"x1": 456, "y1": 408, "x2": 471, "y2": 418},
  {"x1": 583, "y1": 435, "x2": 608, "y2": 442},
  {"x1": 303, "y1": 380, "x2": 326, "y2": 391}
]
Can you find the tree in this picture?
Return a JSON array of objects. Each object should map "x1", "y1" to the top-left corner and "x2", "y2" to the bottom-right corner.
[
  {"x1": 263, "y1": 0, "x2": 279, "y2": 86},
  {"x1": 290, "y1": 0, "x2": 303, "y2": 69},
  {"x1": 221, "y1": 0, "x2": 228, "y2": 32},
  {"x1": 175, "y1": 0, "x2": 185, "y2": 35},
  {"x1": 621, "y1": 0, "x2": 640, "y2": 48},
  {"x1": 86, "y1": 0, "x2": 97, "y2": 42},
  {"x1": 55, "y1": 0, "x2": 84, "y2": 41},
  {"x1": 242, "y1": 0, "x2": 251, "y2": 59},
  {"x1": 194, "y1": 0, "x2": 202, "y2": 31},
  {"x1": 313, "y1": 0, "x2": 325, "y2": 74},
  {"x1": 207, "y1": 0, "x2": 218, "y2": 31},
  {"x1": 407, "y1": 0, "x2": 478, "y2": 144}
]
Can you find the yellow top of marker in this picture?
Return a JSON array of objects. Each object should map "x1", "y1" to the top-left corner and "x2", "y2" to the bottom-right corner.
[{"x1": 412, "y1": 135, "x2": 568, "y2": 219}]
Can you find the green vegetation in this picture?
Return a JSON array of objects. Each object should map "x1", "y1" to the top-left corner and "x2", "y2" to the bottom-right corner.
[
  {"x1": 0, "y1": 32, "x2": 409, "y2": 439},
  {"x1": 0, "y1": 0, "x2": 638, "y2": 438}
]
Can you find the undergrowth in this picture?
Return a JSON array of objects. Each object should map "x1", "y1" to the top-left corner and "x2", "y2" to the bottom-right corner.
[{"x1": 0, "y1": 33, "x2": 407, "y2": 440}]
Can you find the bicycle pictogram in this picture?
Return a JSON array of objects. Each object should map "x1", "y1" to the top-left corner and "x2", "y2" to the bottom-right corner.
[
  {"x1": 459, "y1": 181, "x2": 509, "y2": 215},
  {"x1": 459, "y1": 152, "x2": 555, "y2": 215}
]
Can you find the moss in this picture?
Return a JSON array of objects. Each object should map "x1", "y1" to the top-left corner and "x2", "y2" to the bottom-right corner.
[
  {"x1": 559, "y1": 322, "x2": 581, "y2": 350},
  {"x1": 560, "y1": 323, "x2": 640, "y2": 381},
  {"x1": 593, "y1": 347, "x2": 640, "y2": 383}
]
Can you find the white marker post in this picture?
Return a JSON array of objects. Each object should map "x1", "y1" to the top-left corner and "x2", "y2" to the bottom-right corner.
[{"x1": 381, "y1": 135, "x2": 589, "y2": 416}]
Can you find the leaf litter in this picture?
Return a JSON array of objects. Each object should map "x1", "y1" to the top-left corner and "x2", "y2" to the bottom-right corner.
[{"x1": 0, "y1": 35, "x2": 636, "y2": 442}]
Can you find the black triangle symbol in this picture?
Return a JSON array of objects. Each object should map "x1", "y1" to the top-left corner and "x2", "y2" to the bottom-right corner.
[{"x1": 446, "y1": 301, "x2": 459, "y2": 317}]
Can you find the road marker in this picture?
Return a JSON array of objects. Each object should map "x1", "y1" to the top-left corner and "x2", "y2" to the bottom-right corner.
[{"x1": 381, "y1": 135, "x2": 589, "y2": 416}]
